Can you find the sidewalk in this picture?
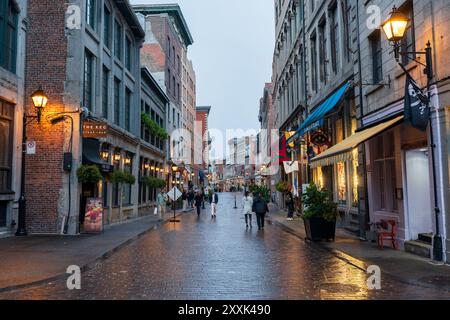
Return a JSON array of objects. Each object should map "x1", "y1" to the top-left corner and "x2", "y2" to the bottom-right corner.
[
  {"x1": 267, "y1": 205, "x2": 450, "y2": 292},
  {"x1": 0, "y1": 209, "x2": 190, "y2": 292}
]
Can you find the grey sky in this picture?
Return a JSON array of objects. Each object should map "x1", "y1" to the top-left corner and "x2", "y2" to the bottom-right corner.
[{"x1": 130, "y1": 0, "x2": 275, "y2": 139}]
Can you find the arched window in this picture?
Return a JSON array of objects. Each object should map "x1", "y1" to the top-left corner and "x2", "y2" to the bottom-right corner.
[{"x1": 0, "y1": 0, "x2": 19, "y2": 73}]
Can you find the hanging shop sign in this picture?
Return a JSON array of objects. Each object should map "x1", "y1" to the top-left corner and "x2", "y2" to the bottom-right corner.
[
  {"x1": 310, "y1": 130, "x2": 330, "y2": 146},
  {"x1": 84, "y1": 198, "x2": 103, "y2": 234},
  {"x1": 83, "y1": 120, "x2": 108, "y2": 138},
  {"x1": 404, "y1": 74, "x2": 430, "y2": 131}
]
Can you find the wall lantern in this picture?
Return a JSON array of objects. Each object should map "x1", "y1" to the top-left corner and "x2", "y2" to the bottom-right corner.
[
  {"x1": 151, "y1": 165, "x2": 155, "y2": 171},
  {"x1": 172, "y1": 165, "x2": 178, "y2": 172},
  {"x1": 101, "y1": 150, "x2": 109, "y2": 161},
  {"x1": 114, "y1": 153, "x2": 121, "y2": 162},
  {"x1": 124, "y1": 156, "x2": 132, "y2": 165},
  {"x1": 382, "y1": 6, "x2": 409, "y2": 43},
  {"x1": 31, "y1": 87, "x2": 48, "y2": 123},
  {"x1": 144, "y1": 163, "x2": 150, "y2": 170}
]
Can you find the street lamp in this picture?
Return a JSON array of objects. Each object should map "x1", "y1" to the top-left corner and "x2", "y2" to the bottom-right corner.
[
  {"x1": 382, "y1": 6, "x2": 441, "y2": 261},
  {"x1": 31, "y1": 87, "x2": 48, "y2": 124},
  {"x1": 16, "y1": 87, "x2": 49, "y2": 236}
]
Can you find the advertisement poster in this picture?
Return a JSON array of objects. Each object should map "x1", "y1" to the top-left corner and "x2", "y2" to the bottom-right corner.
[{"x1": 84, "y1": 198, "x2": 103, "y2": 234}]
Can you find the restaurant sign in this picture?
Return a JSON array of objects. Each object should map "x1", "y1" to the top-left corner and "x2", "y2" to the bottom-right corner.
[{"x1": 83, "y1": 120, "x2": 108, "y2": 138}]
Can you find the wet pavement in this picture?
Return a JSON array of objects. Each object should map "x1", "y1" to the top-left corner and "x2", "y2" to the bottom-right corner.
[{"x1": 0, "y1": 193, "x2": 449, "y2": 300}]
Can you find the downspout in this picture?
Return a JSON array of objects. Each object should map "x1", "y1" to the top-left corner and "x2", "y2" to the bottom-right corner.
[
  {"x1": 301, "y1": 0, "x2": 310, "y2": 184},
  {"x1": 356, "y1": 0, "x2": 370, "y2": 239}
]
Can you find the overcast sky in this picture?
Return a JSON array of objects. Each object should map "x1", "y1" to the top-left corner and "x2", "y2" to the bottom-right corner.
[{"x1": 130, "y1": 0, "x2": 275, "y2": 139}]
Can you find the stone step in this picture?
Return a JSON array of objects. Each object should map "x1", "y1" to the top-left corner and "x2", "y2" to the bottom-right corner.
[
  {"x1": 404, "y1": 240, "x2": 432, "y2": 259},
  {"x1": 418, "y1": 233, "x2": 433, "y2": 245}
]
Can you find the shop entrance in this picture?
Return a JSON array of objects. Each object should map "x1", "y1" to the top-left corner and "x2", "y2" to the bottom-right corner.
[{"x1": 405, "y1": 149, "x2": 433, "y2": 240}]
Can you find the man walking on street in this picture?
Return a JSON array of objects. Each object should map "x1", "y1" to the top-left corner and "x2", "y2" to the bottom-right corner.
[
  {"x1": 211, "y1": 191, "x2": 219, "y2": 218},
  {"x1": 156, "y1": 189, "x2": 167, "y2": 220},
  {"x1": 252, "y1": 192, "x2": 269, "y2": 230},
  {"x1": 194, "y1": 191, "x2": 203, "y2": 217}
]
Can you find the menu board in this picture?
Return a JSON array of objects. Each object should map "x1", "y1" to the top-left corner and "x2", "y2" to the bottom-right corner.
[{"x1": 84, "y1": 198, "x2": 103, "y2": 234}]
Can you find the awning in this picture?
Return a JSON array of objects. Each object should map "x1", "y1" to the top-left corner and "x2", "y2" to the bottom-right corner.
[
  {"x1": 287, "y1": 82, "x2": 351, "y2": 145},
  {"x1": 82, "y1": 138, "x2": 113, "y2": 173},
  {"x1": 310, "y1": 116, "x2": 404, "y2": 168}
]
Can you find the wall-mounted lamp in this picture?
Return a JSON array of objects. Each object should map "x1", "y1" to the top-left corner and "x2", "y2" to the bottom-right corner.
[
  {"x1": 144, "y1": 163, "x2": 150, "y2": 170},
  {"x1": 124, "y1": 156, "x2": 131, "y2": 165},
  {"x1": 31, "y1": 87, "x2": 48, "y2": 123},
  {"x1": 114, "y1": 153, "x2": 121, "y2": 162},
  {"x1": 101, "y1": 150, "x2": 109, "y2": 161}
]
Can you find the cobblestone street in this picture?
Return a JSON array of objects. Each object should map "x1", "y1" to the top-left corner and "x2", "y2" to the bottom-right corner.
[{"x1": 0, "y1": 193, "x2": 448, "y2": 300}]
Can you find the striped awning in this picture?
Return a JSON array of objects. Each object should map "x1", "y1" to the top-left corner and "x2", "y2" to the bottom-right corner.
[{"x1": 310, "y1": 116, "x2": 404, "y2": 168}]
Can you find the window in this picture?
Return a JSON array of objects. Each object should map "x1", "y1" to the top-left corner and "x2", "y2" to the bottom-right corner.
[
  {"x1": 167, "y1": 69, "x2": 171, "y2": 91},
  {"x1": 172, "y1": 108, "x2": 175, "y2": 125},
  {"x1": 172, "y1": 76, "x2": 176, "y2": 96},
  {"x1": 330, "y1": 4, "x2": 340, "y2": 73},
  {"x1": 177, "y1": 55, "x2": 181, "y2": 74},
  {"x1": 318, "y1": 19, "x2": 327, "y2": 84},
  {"x1": 372, "y1": 131, "x2": 398, "y2": 212},
  {"x1": 167, "y1": 36, "x2": 171, "y2": 58},
  {"x1": 114, "y1": 20, "x2": 122, "y2": 60},
  {"x1": 0, "y1": 100, "x2": 14, "y2": 193},
  {"x1": 83, "y1": 50, "x2": 95, "y2": 111},
  {"x1": 370, "y1": 30, "x2": 383, "y2": 83},
  {"x1": 123, "y1": 155, "x2": 132, "y2": 205},
  {"x1": 172, "y1": 46, "x2": 175, "y2": 64},
  {"x1": 102, "y1": 66, "x2": 109, "y2": 118},
  {"x1": 311, "y1": 0, "x2": 315, "y2": 13},
  {"x1": 310, "y1": 34, "x2": 318, "y2": 92},
  {"x1": 400, "y1": 1, "x2": 415, "y2": 66},
  {"x1": 103, "y1": 6, "x2": 111, "y2": 49},
  {"x1": 86, "y1": 0, "x2": 96, "y2": 30},
  {"x1": 0, "y1": 0, "x2": 19, "y2": 73},
  {"x1": 125, "y1": 88, "x2": 131, "y2": 131},
  {"x1": 114, "y1": 78, "x2": 120, "y2": 125},
  {"x1": 342, "y1": 0, "x2": 352, "y2": 63},
  {"x1": 125, "y1": 36, "x2": 132, "y2": 70}
]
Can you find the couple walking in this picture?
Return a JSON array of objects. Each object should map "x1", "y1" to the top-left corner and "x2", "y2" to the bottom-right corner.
[
  {"x1": 242, "y1": 192, "x2": 269, "y2": 230},
  {"x1": 194, "y1": 190, "x2": 219, "y2": 218}
]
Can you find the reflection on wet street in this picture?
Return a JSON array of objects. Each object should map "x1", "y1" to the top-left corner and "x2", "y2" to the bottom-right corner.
[{"x1": 0, "y1": 193, "x2": 447, "y2": 300}]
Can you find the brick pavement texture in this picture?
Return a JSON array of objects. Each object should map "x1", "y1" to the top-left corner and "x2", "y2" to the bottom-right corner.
[{"x1": 0, "y1": 193, "x2": 449, "y2": 300}]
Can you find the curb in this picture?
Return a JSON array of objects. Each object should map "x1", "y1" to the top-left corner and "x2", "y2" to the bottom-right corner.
[
  {"x1": 0, "y1": 212, "x2": 185, "y2": 294},
  {"x1": 268, "y1": 215, "x2": 450, "y2": 293}
]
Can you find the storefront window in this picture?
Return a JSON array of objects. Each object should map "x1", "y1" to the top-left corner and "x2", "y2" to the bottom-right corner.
[
  {"x1": 351, "y1": 118, "x2": 358, "y2": 208},
  {"x1": 372, "y1": 131, "x2": 397, "y2": 212},
  {"x1": 337, "y1": 161, "x2": 346, "y2": 205},
  {"x1": 0, "y1": 100, "x2": 13, "y2": 193}
]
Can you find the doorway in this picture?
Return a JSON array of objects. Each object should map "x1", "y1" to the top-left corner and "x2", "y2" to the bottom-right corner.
[{"x1": 405, "y1": 149, "x2": 433, "y2": 240}]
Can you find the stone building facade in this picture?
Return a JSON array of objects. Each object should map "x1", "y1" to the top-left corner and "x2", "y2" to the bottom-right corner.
[{"x1": 0, "y1": 0, "x2": 27, "y2": 237}]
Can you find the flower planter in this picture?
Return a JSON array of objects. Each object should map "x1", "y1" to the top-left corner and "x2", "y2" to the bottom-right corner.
[{"x1": 303, "y1": 217, "x2": 336, "y2": 242}]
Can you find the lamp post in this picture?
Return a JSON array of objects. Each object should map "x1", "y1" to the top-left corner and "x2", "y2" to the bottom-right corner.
[
  {"x1": 16, "y1": 87, "x2": 49, "y2": 236},
  {"x1": 170, "y1": 164, "x2": 180, "y2": 223},
  {"x1": 382, "y1": 6, "x2": 442, "y2": 261}
]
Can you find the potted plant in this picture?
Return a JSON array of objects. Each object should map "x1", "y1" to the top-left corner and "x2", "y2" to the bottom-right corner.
[
  {"x1": 77, "y1": 165, "x2": 102, "y2": 184},
  {"x1": 302, "y1": 183, "x2": 338, "y2": 242}
]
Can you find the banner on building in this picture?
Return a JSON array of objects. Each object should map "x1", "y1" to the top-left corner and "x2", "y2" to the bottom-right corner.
[
  {"x1": 404, "y1": 74, "x2": 430, "y2": 131},
  {"x1": 84, "y1": 198, "x2": 103, "y2": 234},
  {"x1": 283, "y1": 161, "x2": 299, "y2": 174}
]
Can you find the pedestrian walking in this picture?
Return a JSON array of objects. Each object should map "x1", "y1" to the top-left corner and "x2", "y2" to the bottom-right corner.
[
  {"x1": 242, "y1": 191, "x2": 253, "y2": 228},
  {"x1": 188, "y1": 189, "x2": 195, "y2": 208},
  {"x1": 211, "y1": 191, "x2": 219, "y2": 218},
  {"x1": 194, "y1": 191, "x2": 203, "y2": 217},
  {"x1": 156, "y1": 190, "x2": 167, "y2": 220},
  {"x1": 285, "y1": 191, "x2": 295, "y2": 221},
  {"x1": 252, "y1": 192, "x2": 269, "y2": 230},
  {"x1": 182, "y1": 190, "x2": 188, "y2": 212}
]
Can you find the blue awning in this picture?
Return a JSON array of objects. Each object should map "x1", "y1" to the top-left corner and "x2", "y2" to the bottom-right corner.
[{"x1": 287, "y1": 82, "x2": 350, "y2": 145}]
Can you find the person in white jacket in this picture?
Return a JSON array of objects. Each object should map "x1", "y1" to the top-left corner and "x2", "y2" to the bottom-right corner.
[{"x1": 242, "y1": 191, "x2": 254, "y2": 228}]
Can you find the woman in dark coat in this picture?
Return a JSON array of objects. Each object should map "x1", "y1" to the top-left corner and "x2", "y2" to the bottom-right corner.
[{"x1": 285, "y1": 192, "x2": 295, "y2": 221}]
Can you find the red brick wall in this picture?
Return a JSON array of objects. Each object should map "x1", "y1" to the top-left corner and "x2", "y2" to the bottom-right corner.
[
  {"x1": 24, "y1": 0, "x2": 68, "y2": 233},
  {"x1": 146, "y1": 15, "x2": 182, "y2": 107},
  {"x1": 196, "y1": 111, "x2": 208, "y2": 168}
]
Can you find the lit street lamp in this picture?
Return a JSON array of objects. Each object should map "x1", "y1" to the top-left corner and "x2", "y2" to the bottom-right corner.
[
  {"x1": 16, "y1": 87, "x2": 49, "y2": 236},
  {"x1": 382, "y1": 6, "x2": 442, "y2": 261}
]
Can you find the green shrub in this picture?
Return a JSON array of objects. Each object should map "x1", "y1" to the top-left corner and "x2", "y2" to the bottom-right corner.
[
  {"x1": 109, "y1": 170, "x2": 136, "y2": 185},
  {"x1": 141, "y1": 113, "x2": 169, "y2": 140},
  {"x1": 275, "y1": 181, "x2": 291, "y2": 193},
  {"x1": 142, "y1": 176, "x2": 166, "y2": 188},
  {"x1": 77, "y1": 165, "x2": 102, "y2": 184},
  {"x1": 302, "y1": 183, "x2": 338, "y2": 222},
  {"x1": 248, "y1": 185, "x2": 270, "y2": 202}
]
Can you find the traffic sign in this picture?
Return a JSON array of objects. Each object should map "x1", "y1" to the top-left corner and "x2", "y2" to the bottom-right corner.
[
  {"x1": 26, "y1": 141, "x2": 36, "y2": 155},
  {"x1": 168, "y1": 187, "x2": 182, "y2": 201}
]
